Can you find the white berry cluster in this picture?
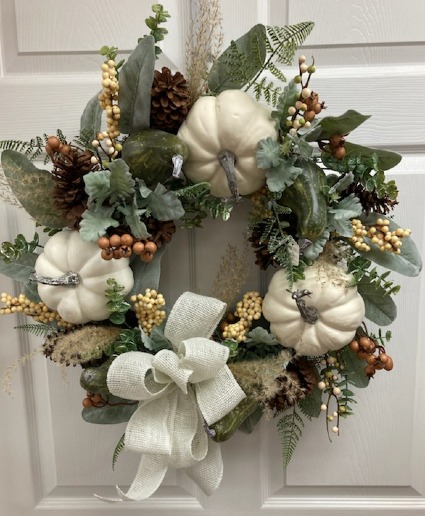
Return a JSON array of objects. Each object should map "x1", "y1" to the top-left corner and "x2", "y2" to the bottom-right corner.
[
  {"x1": 351, "y1": 218, "x2": 411, "y2": 254},
  {"x1": 221, "y1": 291, "x2": 262, "y2": 343}
]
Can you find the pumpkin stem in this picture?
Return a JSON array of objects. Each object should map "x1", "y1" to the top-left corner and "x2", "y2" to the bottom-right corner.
[
  {"x1": 172, "y1": 154, "x2": 185, "y2": 179},
  {"x1": 218, "y1": 150, "x2": 240, "y2": 202},
  {"x1": 287, "y1": 289, "x2": 319, "y2": 324},
  {"x1": 29, "y1": 270, "x2": 80, "y2": 287}
]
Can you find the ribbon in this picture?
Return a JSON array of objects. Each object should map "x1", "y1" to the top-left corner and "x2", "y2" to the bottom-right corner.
[{"x1": 98, "y1": 292, "x2": 246, "y2": 502}]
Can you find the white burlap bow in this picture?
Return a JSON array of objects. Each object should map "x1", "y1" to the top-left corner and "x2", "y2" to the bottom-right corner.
[{"x1": 99, "y1": 292, "x2": 246, "y2": 502}]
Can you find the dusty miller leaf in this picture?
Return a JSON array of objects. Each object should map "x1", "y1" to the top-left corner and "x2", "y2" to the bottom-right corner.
[
  {"x1": 117, "y1": 199, "x2": 149, "y2": 239},
  {"x1": 84, "y1": 170, "x2": 111, "y2": 207},
  {"x1": 79, "y1": 205, "x2": 119, "y2": 241},
  {"x1": 266, "y1": 155, "x2": 303, "y2": 192},
  {"x1": 109, "y1": 159, "x2": 136, "y2": 203},
  {"x1": 147, "y1": 183, "x2": 185, "y2": 220}
]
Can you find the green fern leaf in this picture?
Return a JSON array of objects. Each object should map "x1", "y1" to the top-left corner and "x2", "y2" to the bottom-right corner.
[
  {"x1": 14, "y1": 323, "x2": 56, "y2": 337},
  {"x1": 277, "y1": 406, "x2": 304, "y2": 468},
  {"x1": 112, "y1": 433, "x2": 126, "y2": 470}
]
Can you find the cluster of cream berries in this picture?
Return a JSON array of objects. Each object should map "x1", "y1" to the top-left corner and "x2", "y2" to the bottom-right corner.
[
  {"x1": 0, "y1": 293, "x2": 73, "y2": 329},
  {"x1": 131, "y1": 289, "x2": 166, "y2": 335},
  {"x1": 221, "y1": 291, "x2": 262, "y2": 343},
  {"x1": 286, "y1": 55, "x2": 324, "y2": 136},
  {"x1": 351, "y1": 218, "x2": 411, "y2": 254},
  {"x1": 317, "y1": 355, "x2": 346, "y2": 435},
  {"x1": 91, "y1": 59, "x2": 122, "y2": 161}
]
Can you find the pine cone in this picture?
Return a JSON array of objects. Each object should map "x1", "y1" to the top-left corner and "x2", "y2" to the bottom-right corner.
[
  {"x1": 248, "y1": 223, "x2": 277, "y2": 270},
  {"x1": 150, "y1": 67, "x2": 190, "y2": 134},
  {"x1": 146, "y1": 218, "x2": 176, "y2": 248},
  {"x1": 52, "y1": 147, "x2": 98, "y2": 229},
  {"x1": 343, "y1": 182, "x2": 398, "y2": 215}
]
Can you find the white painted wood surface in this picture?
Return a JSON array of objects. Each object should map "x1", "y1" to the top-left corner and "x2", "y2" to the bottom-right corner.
[{"x1": 0, "y1": 1, "x2": 425, "y2": 514}]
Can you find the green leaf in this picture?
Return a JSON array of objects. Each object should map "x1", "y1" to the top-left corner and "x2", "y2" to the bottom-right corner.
[
  {"x1": 328, "y1": 194, "x2": 362, "y2": 237},
  {"x1": 108, "y1": 159, "x2": 136, "y2": 203},
  {"x1": 84, "y1": 170, "x2": 111, "y2": 206},
  {"x1": 80, "y1": 91, "x2": 103, "y2": 145},
  {"x1": 298, "y1": 386, "x2": 322, "y2": 419},
  {"x1": 118, "y1": 36, "x2": 156, "y2": 134},
  {"x1": 117, "y1": 199, "x2": 149, "y2": 239},
  {"x1": 318, "y1": 110, "x2": 371, "y2": 139},
  {"x1": 0, "y1": 252, "x2": 37, "y2": 283},
  {"x1": 273, "y1": 80, "x2": 300, "y2": 131},
  {"x1": 147, "y1": 325, "x2": 173, "y2": 352},
  {"x1": 277, "y1": 406, "x2": 304, "y2": 468},
  {"x1": 344, "y1": 142, "x2": 402, "y2": 171},
  {"x1": 127, "y1": 245, "x2": 165, "y2": 299},
  {"x1": 237, "y1": 406, "x2": 264, "y2": 434},
  {"x1": 257, "y1": 137, "x2": 281, "y2": 169},
  {"x1": 112, "y1": 433, "x2": 125, "y2": 470},
  {"x1": 208, "y1": 24, "x2": 267, "y2": 94},
  {"x1": 79, "y1": 205, "x2": 119, "y2": 241},
  {"x1": 302, "y1": 230, "x2": 330, "y2": 260},
  {"x1": 357, "y1": 276, "x2": 397, "y2": 326},
  {"x1": 266, "y1": 155, "x2": 303, "y2": 192},
  {"x1": 1, "y1": 150, "x2": 67, "y2": 228},
  {"x1": 355, "y1": 213, "x2": 422, "y2": 277},
  {"x1": 147, "y1": 183, "x2": 185, "y2": 220},
  {"x1": 82, "y1": 395, "x2": 138, "y2": 424},
  {"x1": 247, "y1": 327, "x2": 279, "y2": 346},
  {"x1": 339, "y1": 346, "x2": 370, "y2": 388}
]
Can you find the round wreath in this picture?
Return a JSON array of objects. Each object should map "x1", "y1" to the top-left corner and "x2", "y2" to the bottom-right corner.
[{"x1": 0, "y1": 4, "x2": 421, "y2": 502}]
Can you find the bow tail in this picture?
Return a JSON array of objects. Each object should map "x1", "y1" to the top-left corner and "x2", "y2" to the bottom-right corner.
[{"x1": 185, "y1": 439, "x2": 223, "y2": 496}]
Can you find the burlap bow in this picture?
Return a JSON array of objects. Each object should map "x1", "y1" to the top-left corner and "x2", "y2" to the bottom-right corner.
[{"x1": 99, "y1": 292, "x2": 246, "y2": 502}]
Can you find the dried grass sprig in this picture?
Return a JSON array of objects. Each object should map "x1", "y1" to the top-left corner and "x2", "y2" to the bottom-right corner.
[
  {"x1": 210, "y1": 242, "x2": 250, "y2": 307},
  {"x1": 2, "y1": 346, "x2": 43, "y2": 395},
  {"x1": 185, "y1": 0, "x2": 223, "y2": 104}
]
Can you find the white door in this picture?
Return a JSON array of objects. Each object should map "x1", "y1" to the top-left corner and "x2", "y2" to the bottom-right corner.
[{"x1": 1, "y1": 1, "x2": 425, "y2": 514}]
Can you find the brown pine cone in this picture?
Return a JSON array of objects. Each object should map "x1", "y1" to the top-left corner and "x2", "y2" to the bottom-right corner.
[
  {"x1": 150, "y1": 67, "x2": 190, "y2": 134},
  {"x1": 343, "y1": 182, "x2": 398, "y2": 215},
  {"x1": 146, "y1": 218, "x2": 177, "y2": 248},
  {"x1": 52, "y1": 147, "x2": 98, "y2": 229},
  {"x1": 248, "y1": 224, "x2": 277, "y2": 270}
]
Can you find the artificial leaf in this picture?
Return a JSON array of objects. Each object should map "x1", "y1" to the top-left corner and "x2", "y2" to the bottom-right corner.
[
  {"x1": 357, "y1": 276, "x2": 397, "y2": 326},
  {"x1": 84, "y1": 169, "x2": 111, "y2": 207},
  {"x1": 147, "y1": 183, "x2": 185, "y2": 220},
  {"x1": 108, "y1": 159, "x2": 136, "y2": 203},
  {"x1": 328, "y1": 172, "x2": 355, "y2": 195},
  {"x1": 237, "y1": 406, "x2": 264, "y2": 434},
  {"x1": 302, "y1": 230, "x2": 330, "y2": 260},
  {"x1": 257, "y1": 137, "x2": 281, "y2": 169},
  {"x1": 118, "y1": 35, "x2": 156, "y2": 134},
  {"x1": 318, "y1": 110, "x2": 370, "y2": 139},
  {"x1": 298, "y1": 386, "x2": 322, "y2": 418},
  {"x1": 344, "y1": 142, "x2": 402, "y2": 171},
  {"x1": 339, "y1": 346, "x2": 369, "y2": 388},
  {"x1": 0, "y1": 252, "x2": 37, "y2": 283},
  {"x1": 247, "y1": 327, "x2": 279, "y2": 346},
  {"x1": 328, "y1": 194, "x2": 362, "y2": 236},
  {"x1": 79, "y1": 205, "x2": 119, "y2": 241},
  {"x1": 148, "y1": 325, "x2": 173, "y2": 352},
  {"x1": 117, "y1": 199, "x2": 149, "y2": 239},
  {"x1": 1, "y1": 150, "x2": 67, "y2": 228},
  {"x1": 137, "y1": 179, "x2": 153, "y2": 199},
  {"x1": 82, "y1": 395, "x2": 138, "y2": 424},
  {"x1": 273, "y1": 80, "x2": 300, "y2": 131},
  {"x1": 127, "y1": 245, "x2": 165, "y2": 300},
  {"x1": 266, "y1": 156, "x2": 303, "y2": 192},
  {"x1": 208, "y1": 24, "x2": 267, "y2": 94},
  {"x1": 355, "y1": 213, "x2": 422, "y2": 277},
  {"x1": 289, "y1": 134, "x2": 314, "y2": 160},
  {"x1": 80, "y1": 91, "x2": 103, "y2": 145}
]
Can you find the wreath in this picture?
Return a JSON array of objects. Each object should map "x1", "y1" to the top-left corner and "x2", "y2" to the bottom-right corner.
[{"x1": 0, "y1": 3, "x2": 421, "y2": 502}]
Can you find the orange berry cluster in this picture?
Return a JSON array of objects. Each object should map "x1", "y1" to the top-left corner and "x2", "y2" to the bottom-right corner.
[
  {"x1": 349, "y1": 335, "x2": 393, "y2": 378},
  {"x1": 98, "y1": 233, "x2": 158, "y2": 262},
  {"x1": 45, "y1": 135, "x2": 71, "y2": 158},
  {"x1": 82, "y1": 392, "x2": 106, "y2": 408},
  {"x1": 0, "y1": 293, "x2": 73, "y2": 329},
  {"x1": 221, "y1": 291, "x2": 262, "y2": 343},
  {"x1": 327, "y1": 134, "x2": 346, "y2": 160},
  {"x1": 351, "y1": 218, "x2": 411, "y2": 254},
  {"x1": 130, "y1": 289, "x2": 166, "y2": 335}
]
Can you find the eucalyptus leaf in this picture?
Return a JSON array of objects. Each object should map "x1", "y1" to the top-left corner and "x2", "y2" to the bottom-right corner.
[
  {"x1": 318, "y1": 110, "x2": 371, "y2": 139},
  {"x1": 0, "y1": 252, "x2": 37, "y2": 283},
  {"x1": 344, "y1": 142, "x2": 402, "y2": 171},
  {"x1": 80, "y1": 91, "x2": 103, "y2": 145},
  {"x1": 355, "y1": 213, "x2": 422, "y2": 277},
  {"x1": 118, "y1": 35, "x2": 156, "y2": 134},
  {"x1": 1, "y1": 150, "x2": 67, "y2": 228},
  {"x1": 339, "y1": 346, "x2": 369, "y2": 388},
  {"x1": 127, "y1": 245, "x2": 165, "y2": 299},
  {"x1": 357, "y1": 277, "x2": 397, "y2": 326},
  {"x1": 208, "y1": 24, "x2": 267, "y2": 94},
  {"x1": 328, "y1": 194, "x2": 362, "y2": 237},
  {"x1": 82, "y1": 395, "x2": 138, "y2": 424}
]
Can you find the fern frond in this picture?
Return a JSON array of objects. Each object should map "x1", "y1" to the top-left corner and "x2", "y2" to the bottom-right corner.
[
  {"x1": 277, "y1": 406, "x2": 304, "y2": 468},
  {"x1": 14, "y1": 323, "x2": 57, "y2": 338},
  {"x1": 112, "y1": 433, "x2": 126, "y2": 470}
]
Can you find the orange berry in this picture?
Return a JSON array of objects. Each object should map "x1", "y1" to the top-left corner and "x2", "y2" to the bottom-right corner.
[
  {"x1": 144, "y1": 241, "x2": 158, "y2": 253},
  {"x1": 59, "y1": 143, "x2": 71, "y2": 155},
  {"x1": 364, "y1": 365, "x2": 376, "y2": 378},
  {"x1": 140, "y1": 251, "x2": 154, "y2": 262},
  {"x1": 47, "y1": 135, "x2": 61, "y2": 150},
  {"x1": 98, "y1": 236, "x2": 110, "y2": 249},
  {"x1": 119, "y1": 245, "x2": 132, "y2": 258},
  {"x1": 333, "y1": 146, "x2": 346, "y2": 160},
  {"x1": 349, "y1": 340, "x2": 359, "y2": 353},
  {"x1": 384, "y1": 356, "x2": 394, "y2": 371},
  {"x1": 120, "y1": 233, "x2": 134, "y2": 247},
  {"x1": 82, "y1": 397, "x2": 94, "y2": 408},
  {"x1": 113, "y1": 248, "x2": 122, "y2": 259},
  {"x1": 109, "y1": 234, "x2": 121, "y2": 248},
  {"x1": 101, "y1": 248, "x2": 113, "y2": 260},
  {"x1": 132, "y1": 241, "x2": 145, "y2": 255}
]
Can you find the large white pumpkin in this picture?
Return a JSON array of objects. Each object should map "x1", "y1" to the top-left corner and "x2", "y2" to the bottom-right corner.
[
  {"x1": 177, "y1": 90, "x2": 278, "y2": 198},
  {"x1": 262, "y1": 262, "x2": 365, "y2": 356},
  {"x1": 34, "y1": 230, "x2": 134, "y2": 324}
]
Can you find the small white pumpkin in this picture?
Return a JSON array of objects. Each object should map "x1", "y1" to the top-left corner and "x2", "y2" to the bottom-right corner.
[
  {"x1": 262, "y1": 261, "x2": 365, "y2": 356},
  {"x1": 34, "y1": 230, "x2": 134, "y2": 324},
  {"x1": 177, "y1": 90, "x2": 278, "y2": 198}
]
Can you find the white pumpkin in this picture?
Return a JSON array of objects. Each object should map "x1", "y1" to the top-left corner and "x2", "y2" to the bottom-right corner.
[
  {"x1": 177, "y1": 90, "x2": 278, "y2": 198},
  {"x1": 34, "y1": 230, "x2": 134, "y2": 324},
  {"x1": 262, "y1": 261, "x2": 365, "y2": 356}
]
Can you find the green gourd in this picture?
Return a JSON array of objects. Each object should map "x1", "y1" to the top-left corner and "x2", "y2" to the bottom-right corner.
[
  {"x1": 80, "y1": 360, "x2": 112, "y2": 395},
  {"x1": 280, "y1": 160, "x2": 328, "y2": 241},
  {"x1": 211, "y1": 397, "x2": 260, "y2": 442},
  {"x1": 121, "y1": 129, "x2": 189, "y2": 186}
]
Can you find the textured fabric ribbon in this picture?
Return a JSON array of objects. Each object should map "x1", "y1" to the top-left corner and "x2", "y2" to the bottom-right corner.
[{"x1": 98, "y1": 292, "x2": 246, "y2": 502}]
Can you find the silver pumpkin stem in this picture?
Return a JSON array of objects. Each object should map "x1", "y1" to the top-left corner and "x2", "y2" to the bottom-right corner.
[
  {"x1": 287, "y1": 288, "x2": 319, "y2": 324},
  {"x1": 172, "y1": 154, "x2": 185, "y2": 179},
  {"x1": 29, "y1": 270, "x2": 80, "y2": 287},
  {"x1": 218, "y1": 150, "x2": 240, "y2": 202}
]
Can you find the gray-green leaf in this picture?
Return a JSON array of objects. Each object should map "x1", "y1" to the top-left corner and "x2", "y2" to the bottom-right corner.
[
  {"x1": 82, "y1": 395, "x2": 138, "y2": 424},
  {"x1": 148, "y1": 183, "x2": 185, "y2": 220},
  {"x1": 79, "y1": 205, "x2": 119, "y2": 241},
  {"x1": 127, "y1": 245, "x2": 165, "y2": 299},
  {"x1": 266, "y1": 155, "x2": 303, "y2": 192},
  {"x1": 84, "y1": 170, "x2": 111, "y2": 207},
  {"x1": 109, "y1": 159, "x2": 136, "y2": 203},
  {"x1": 344, "y1": 142, "x2": 402, "y2": 171},
  {"x1": 318, "y1": 110, "x2": 371, "y2": 140},
  {"x1": 339, "y1": 346, "x2": 370, "y2": 388},
  {"x1": 357, "y1": 276, "x2": 397, "y2": 326},
  {"x1": 118, "y1": 35, "x2": 156, "y2": 134},
  {"x1": 1, "y1": 150, "x2": 67, "y2": 228},
  {"x1": 80, "y1": 91, "x2": 103, "y2": 145}
]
